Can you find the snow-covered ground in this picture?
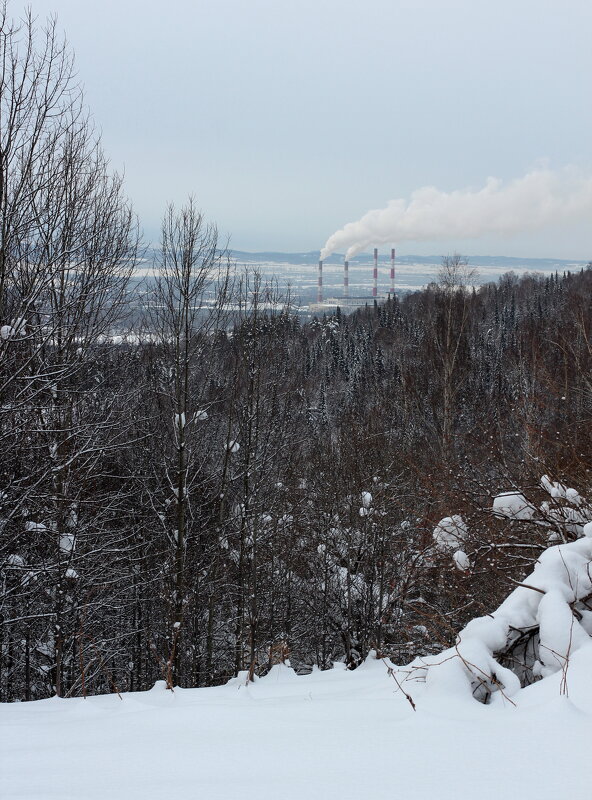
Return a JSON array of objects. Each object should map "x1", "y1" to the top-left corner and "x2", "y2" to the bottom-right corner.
[
  {"x1": 2, "y1": 647, "x2": 591, "y2": 800},
  {"x1": 3, "y1": 496, "x2": 591, "y2": 799}
]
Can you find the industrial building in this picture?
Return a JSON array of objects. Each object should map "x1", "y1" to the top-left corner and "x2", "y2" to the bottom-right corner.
[{"x1": 309, "y1": 247, "x2": 396, "y2": 312}]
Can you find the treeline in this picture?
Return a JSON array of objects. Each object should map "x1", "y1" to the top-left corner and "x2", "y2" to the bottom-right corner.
[{"x1": 1, "y1": 8, "x2": 591, "y2": 701}]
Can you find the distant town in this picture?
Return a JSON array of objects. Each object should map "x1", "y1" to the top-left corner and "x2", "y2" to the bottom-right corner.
[{"x1": 132, "y1": 249, "x2": 589, "y2": 316}]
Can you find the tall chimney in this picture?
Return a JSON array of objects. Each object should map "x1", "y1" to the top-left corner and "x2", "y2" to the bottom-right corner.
[
  {"x1": 390, "y1": 247, "x2": 395, "y2": 296},
  {"x1": 317, "y1": 259, "x2": 323, "y2": 304},
  {"x1": 373, "y1": 248, "x2": 378, "y2": 298},
  {"x1": 344, "y1": 259, "x2": 349, "y2": 300}
]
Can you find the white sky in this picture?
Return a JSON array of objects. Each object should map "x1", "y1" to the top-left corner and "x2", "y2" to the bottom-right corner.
[{"x1": 28, "y1": 0, "x2": 592, "y2": 258}]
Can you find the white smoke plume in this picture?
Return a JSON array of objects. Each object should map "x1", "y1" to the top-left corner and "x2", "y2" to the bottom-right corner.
[{"x1": 320, "y1": 169, "x2": 592, "y2": 260}]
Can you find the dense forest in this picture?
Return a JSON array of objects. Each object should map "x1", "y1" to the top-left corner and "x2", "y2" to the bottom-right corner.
[
  {"x1": 2, "y1": 226, "x2": 590, "y2": 700},
  {"x1": 1, "y1": 8, "x2": 591, "y2": 702}
]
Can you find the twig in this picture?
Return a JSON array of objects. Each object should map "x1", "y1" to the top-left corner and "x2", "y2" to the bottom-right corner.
[{"x1": 383, "y1": 659, "x2": 416, "y2": 711}]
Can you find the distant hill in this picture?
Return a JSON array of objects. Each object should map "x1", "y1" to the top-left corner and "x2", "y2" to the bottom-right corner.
[{"x1": 230, "y1": 250, "x2": 589, "y2": 270}]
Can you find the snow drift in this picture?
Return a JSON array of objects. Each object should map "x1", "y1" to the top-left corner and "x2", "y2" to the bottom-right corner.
[{"x1": 2, "y1": 635, "x2": 591, "y2": 800}]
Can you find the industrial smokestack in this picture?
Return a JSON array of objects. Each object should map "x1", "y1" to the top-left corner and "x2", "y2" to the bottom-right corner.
[
  {"x1": 373, "y1": 248, "x2": 378, "y2": 298},
  {"x1": 344, "y1": 259, "x2": 349, "y2": 300},
  {"x1": 317, "y1": 259, "x2": 323, "y2": 304},
  {"x1": 390, "y1": 247, "x2": 395, "y2": 296}
]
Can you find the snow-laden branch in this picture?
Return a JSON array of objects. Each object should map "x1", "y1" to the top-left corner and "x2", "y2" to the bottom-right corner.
[{"x1": 404, "y1": 522, "x2": 592, "y2": 704}]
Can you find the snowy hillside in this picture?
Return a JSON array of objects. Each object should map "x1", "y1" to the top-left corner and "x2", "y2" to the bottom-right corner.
[
  {"x1": 3, "y1": 517, "x2": 592, "y2": 799},
  {"x1": 2, "y1": 646, "x2": 591, "y2": 800}
]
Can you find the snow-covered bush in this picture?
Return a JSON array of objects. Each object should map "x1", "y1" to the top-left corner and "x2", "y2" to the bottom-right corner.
[
  {"x1": 401, "y1": 530, "x2": 592, "y2": 703},
  {"x1": 415, "y1": 480, "x2": 592, "y2": 702},
  {"x1": 433, "y1": 515, "x2": 467, "y2": 551},
  {"x1": 492, "y1": 492, "x2": 535, "y2": 521}
]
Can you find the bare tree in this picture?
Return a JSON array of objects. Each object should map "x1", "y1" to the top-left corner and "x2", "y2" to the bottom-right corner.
[
  {"x1": 434, "y1": 254, "x2": 476, "y2": 465},
  {"x1": 147, "y1": 199, "x2": 231, "y2": 687},
  {"x1": 0, "y1": 5, "x2": 139, "y2": 699}
]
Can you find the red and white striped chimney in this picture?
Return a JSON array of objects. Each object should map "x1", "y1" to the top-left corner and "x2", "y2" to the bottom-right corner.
[
  {"x1": 390, "y1": 247, "x2": 395, "y2": 296},
  {"x1": 344, "y1": 259, "x2": 349, "y2": 300},
  {"x1": 317, "y1": 259, "x2": 323, "y2": 304},
  {"x1": 373, "y1": 248, "x2": 378, "y2": 298}
]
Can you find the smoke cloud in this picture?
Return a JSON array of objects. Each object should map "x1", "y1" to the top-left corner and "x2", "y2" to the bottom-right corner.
[{"x1": 320, "y1": 169, "x2": 592, "y2": 260}]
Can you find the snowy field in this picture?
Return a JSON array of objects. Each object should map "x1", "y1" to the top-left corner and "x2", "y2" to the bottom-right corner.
[{"x1": 1, "y1": 646, "x2": 591, "y2": 800}]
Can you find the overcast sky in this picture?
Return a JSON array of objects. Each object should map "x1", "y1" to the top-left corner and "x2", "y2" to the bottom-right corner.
[{"x1": 29, "y1": 0, "x2": 592, "y2": 258}]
